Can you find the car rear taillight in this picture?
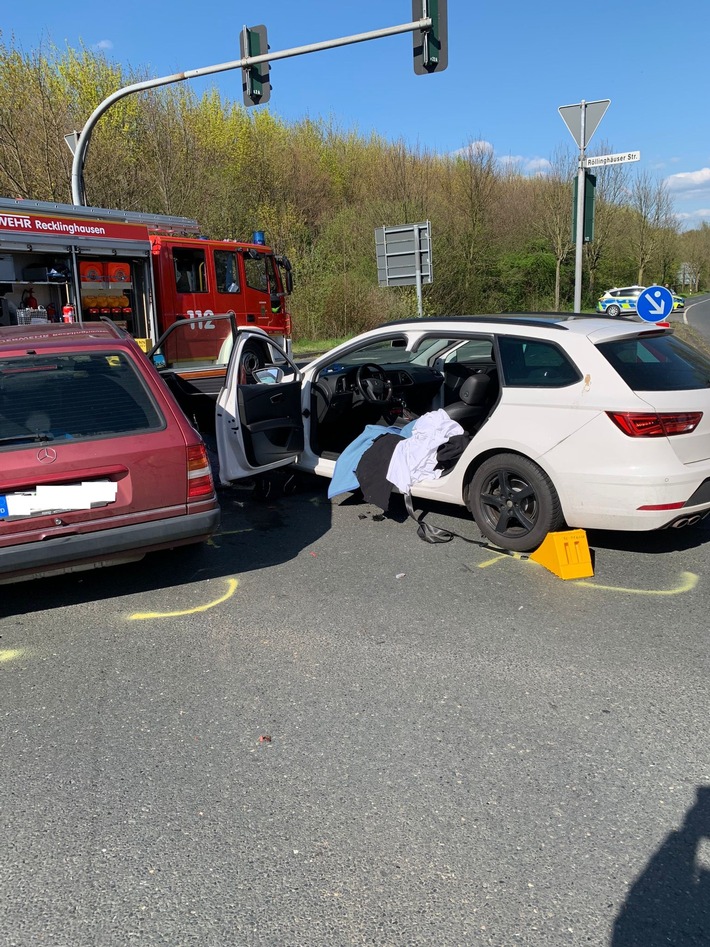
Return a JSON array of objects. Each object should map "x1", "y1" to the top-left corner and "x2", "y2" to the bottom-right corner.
[
  {"x1": 187, "y1": 444, "x2": 215, "y2": 499},
  {"x1": 607, "y1": 411, "x2": 703, "y2": 437}
]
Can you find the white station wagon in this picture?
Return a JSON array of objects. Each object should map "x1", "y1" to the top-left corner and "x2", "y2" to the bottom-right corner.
[{"x1": 165, "y1": 314, "x2": 710, "y2": 552}]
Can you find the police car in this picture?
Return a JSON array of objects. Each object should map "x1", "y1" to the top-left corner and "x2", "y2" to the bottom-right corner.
[{"x1": 597, "y1": 285, "x2": 685, "y2": 317}]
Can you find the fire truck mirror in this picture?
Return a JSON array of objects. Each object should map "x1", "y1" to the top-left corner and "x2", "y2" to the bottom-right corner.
[{"x1": 276, "y1": 255, "x2": 293, "y2": 294}]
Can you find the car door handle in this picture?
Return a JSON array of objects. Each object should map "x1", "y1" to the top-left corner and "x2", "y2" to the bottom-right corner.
[{"x1": 270, "y1": 392, "x2": 284, "y2": 404}]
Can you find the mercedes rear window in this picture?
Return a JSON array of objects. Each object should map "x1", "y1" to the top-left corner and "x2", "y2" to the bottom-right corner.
[
  {"x1": 0, "y1": 351, "x2": 165, "y2": 448},
  {"x1": 597, "y1": 334, "x2": 710, "y2": 391}
]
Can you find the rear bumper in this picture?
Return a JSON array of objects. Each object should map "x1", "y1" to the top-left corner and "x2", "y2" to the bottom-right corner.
[{"x1": 0, "y1": 507, "x2": 220, "y2": 581}]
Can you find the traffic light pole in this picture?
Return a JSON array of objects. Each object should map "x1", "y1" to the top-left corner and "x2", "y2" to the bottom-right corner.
[{"x1": 71, "y1": 16, "x2": 434, "y2": 205}]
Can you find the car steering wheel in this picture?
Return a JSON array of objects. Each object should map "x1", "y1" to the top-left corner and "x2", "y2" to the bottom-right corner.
[{"x1": 355, "y1": 363, "x2": 392, "y2": 404}]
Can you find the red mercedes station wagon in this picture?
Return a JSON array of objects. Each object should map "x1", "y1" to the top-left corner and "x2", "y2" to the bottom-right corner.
[{"x1": 0, "y1": 322, "x2": 219, "y2": 583}]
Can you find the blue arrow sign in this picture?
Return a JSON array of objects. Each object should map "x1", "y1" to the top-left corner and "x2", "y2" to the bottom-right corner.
[{"x1": 636, "y1": 285, "x2": 674, "y2": 323}]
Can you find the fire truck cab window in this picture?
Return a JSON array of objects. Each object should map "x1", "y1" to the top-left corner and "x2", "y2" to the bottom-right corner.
[
  {"x1": 214, "y1": 250, "x2": 240, "y2": 294},
  {"x1": 173, "y1": 248, "x2": 207, "y2": 294},
  {"x1": 244, "y1": 253, "x2": 273, "y2": 293}
]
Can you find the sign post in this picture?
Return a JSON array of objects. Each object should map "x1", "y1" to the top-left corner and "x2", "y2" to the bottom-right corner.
[{"x1": 558, "y1": 99, "x2": 610, "y2": 312}]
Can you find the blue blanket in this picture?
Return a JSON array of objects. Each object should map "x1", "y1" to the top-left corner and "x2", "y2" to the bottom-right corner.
[{"x1": 328, "y1": 423, "x2": 414, "y2": 499}]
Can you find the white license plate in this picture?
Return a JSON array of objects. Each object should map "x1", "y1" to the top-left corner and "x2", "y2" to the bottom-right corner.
[{"x1": 0, "y1": 481, "x2": 118, "y2": 518}]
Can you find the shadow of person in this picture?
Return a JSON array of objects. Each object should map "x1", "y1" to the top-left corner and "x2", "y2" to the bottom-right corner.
[{"x1": 611, "y1": 785, "x2": 710, "y2": 946}]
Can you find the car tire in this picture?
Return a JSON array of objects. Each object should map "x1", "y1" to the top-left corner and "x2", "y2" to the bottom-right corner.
[
  {"x1": 606, "y1": 304, "x2": 621, "y2": 317},
  {"x1": 242, "y1": 341, "x2": 265, "y2": 381},
  {"x1": 468, "y1": 453, "x2": 564, "y2": 552}
]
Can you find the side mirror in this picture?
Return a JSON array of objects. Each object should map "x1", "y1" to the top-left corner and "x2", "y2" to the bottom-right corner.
[
  {"x1": 275, "y1": 255, "x2": 294, "y2": 294},
  {"x1": 253, "y1": 366, "x2": 284, "y2": 385}
]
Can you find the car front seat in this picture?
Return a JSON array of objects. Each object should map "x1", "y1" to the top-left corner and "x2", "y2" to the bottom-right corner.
[{"x1": 443, "y1": 373, "x2": 491, "y2": 434}]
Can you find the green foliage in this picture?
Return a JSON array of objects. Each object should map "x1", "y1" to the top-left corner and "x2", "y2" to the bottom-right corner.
[
  {"x1": 0, "y1": 38, "x2": 694, "y2": 340},
  {"x1": 498, "y1": 249, "x2": 557, "y2": 311}
]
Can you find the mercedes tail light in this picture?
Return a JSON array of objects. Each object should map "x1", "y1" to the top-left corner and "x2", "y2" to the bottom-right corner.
[
  {"x1": 606, "y1": 411, "x2": 702, "y2": 437},
  {"x1": 187, "y1": 443, "x2": 215, "y2": 499}
]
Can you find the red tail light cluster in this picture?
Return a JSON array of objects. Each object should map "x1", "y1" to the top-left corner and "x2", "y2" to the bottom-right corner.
[
  {"x1": 607, "y1": 411, "x2": 703, "y2": 437},
  {"x1": 187, "y1": 444, "x2": 215, "y2": 499}
]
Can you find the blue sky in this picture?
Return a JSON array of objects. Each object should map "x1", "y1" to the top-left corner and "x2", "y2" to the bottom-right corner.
[{"x1": 3, "y1": 1, "x2": 709, "y2": 229}]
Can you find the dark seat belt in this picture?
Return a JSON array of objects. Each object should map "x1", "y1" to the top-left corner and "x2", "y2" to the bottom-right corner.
[
  {"x1": 403, "y1": 492, "x2": 524, "y2": 557},
  {"x1": 404, "y1": 492, "x2": 478, "y2": 544}
]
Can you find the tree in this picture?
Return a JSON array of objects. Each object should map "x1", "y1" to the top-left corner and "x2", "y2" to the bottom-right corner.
[
  {"x1": 680, "y1": 223, "x2": 710, "y2": 293},
  {"x1": 583, "y1": 142, "x2": 629, "y2": 301},
  {"x1": 531, "y1": 148, "x2": 575, "y2": 310},
  {"x1": 628, "y1": 171, "x2": 676, "y2": 285}
]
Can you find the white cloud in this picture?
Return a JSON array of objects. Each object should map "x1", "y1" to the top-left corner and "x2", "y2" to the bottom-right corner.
[
  {"x1": 524, "y1": 157, "x2": 552, "y2": 175},
  {"x1": 451, "y1": 144, "x2": 551, "y2": 177},
  {"x1": 665, "y1": 167, "x2": 710, "y2": 194},
  {"x1": 498, "y1": 154, "x2": 523, "y2": 167},
  {"x1": 451, "y1": 140, "x2": 494, "y2": 158},
  {"x1": 93, "y1": 39, "x2": 113, "y2": 51},
  {"x1": 489, "y1": 153, "x2": 551, "y2": 175},
  {"x1": 676, "y1": 207, "x2": 710, "y2": 222}
]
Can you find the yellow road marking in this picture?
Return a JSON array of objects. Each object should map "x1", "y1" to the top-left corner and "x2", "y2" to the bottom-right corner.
[
  {"x1": 0, "y1": 649, "x2": 24, "y2": 663},
  {"x1": 128, "y1": 577, "x2": 239, "y2": 620},
  {"x1": 575, "y1": 570, "x2": 699, "y2": 596},
  {"x1": 478, "y1": 553, "x2": 699, "y2": 596},
  {"x1": 207, "y1": 527, "x2": 254, "y2": 547},
  {"x1": 478, "y1": 552, "x2": 525, "y2": 568}
]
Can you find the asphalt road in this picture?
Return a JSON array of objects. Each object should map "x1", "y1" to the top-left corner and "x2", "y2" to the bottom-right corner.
[
  {"x1": 3, "y1": 317, "x2": 710, "y2": 946},
  {"x1": 674, "y1": 291, "x2": 710, "y2": 342}
]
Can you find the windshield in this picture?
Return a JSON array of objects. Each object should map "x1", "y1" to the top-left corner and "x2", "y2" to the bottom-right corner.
[{"x1": 319, "y1": 335, "x2": 460, "y2": 373}]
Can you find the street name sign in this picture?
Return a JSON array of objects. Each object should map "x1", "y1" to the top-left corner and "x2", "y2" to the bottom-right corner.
[
  {"x1": 636, "y1": 285, "x2": 674, "y2": 323},
  {"x1": 584, "y1": 151, "x2": 640, "y2": 169}
]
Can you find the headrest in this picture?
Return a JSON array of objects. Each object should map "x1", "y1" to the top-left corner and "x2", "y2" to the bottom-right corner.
[{"x1": 459, "y1": 373, "x2": 490, "y2": 405}]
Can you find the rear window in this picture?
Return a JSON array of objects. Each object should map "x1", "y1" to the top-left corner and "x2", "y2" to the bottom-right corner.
[
  {"x1": 0, "y1": 351, "x2": 165, "y2": 449},
  {"x1": 597, "y1": 334, "x2": 710, "y2": 391}
]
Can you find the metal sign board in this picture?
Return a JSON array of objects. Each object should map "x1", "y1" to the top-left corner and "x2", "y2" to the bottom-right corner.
[
  {"x1": 636, "y1": 285, "x2": 674, "y2": 323},
  {"x1": 558, "y1": 99, "x2": 610, "y2": 150},
  {"x1": 375, "y1": 222, "x2": 432, "y2": 287},
  {"x1": 584, "y1": 150, "x2": 640, "y2": 168},
  {"x1": 64, "y1": 131, "x2": 81, "y2": 155}
]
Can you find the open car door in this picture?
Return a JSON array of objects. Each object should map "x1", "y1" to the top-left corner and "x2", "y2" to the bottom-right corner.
[{"x1": 216, "y1": 330, "x2": 304, "y2": 483}]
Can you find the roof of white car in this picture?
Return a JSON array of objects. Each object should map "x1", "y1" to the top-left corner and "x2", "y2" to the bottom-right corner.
[{"x1": 380, "y1": 314, "x2": 666, "y2": 341}]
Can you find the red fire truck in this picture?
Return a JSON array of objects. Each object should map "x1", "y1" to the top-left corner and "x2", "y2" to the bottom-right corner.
[{"x1": 0, "y1": 197, "x2": 293, "y2": 377}]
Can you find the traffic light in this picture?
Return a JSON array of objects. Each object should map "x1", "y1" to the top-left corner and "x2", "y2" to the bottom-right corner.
[
  {"x1": 240, "y1": 25, "x2": 271, "y2": 106},
  {"x1": 413, "y1": 0, "x2": 448, "y2": 74}
]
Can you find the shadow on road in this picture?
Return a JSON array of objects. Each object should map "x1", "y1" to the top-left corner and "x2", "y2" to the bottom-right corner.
[
  {"x1": 588, "y1": 519, "x2": 710, "y2": 555},
  {"x1": 0, "y1": 472, "x2": 332, "y2": 617},
  {"x1": 611, "y1": 785, "x2": 710, "y2": 946}
]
